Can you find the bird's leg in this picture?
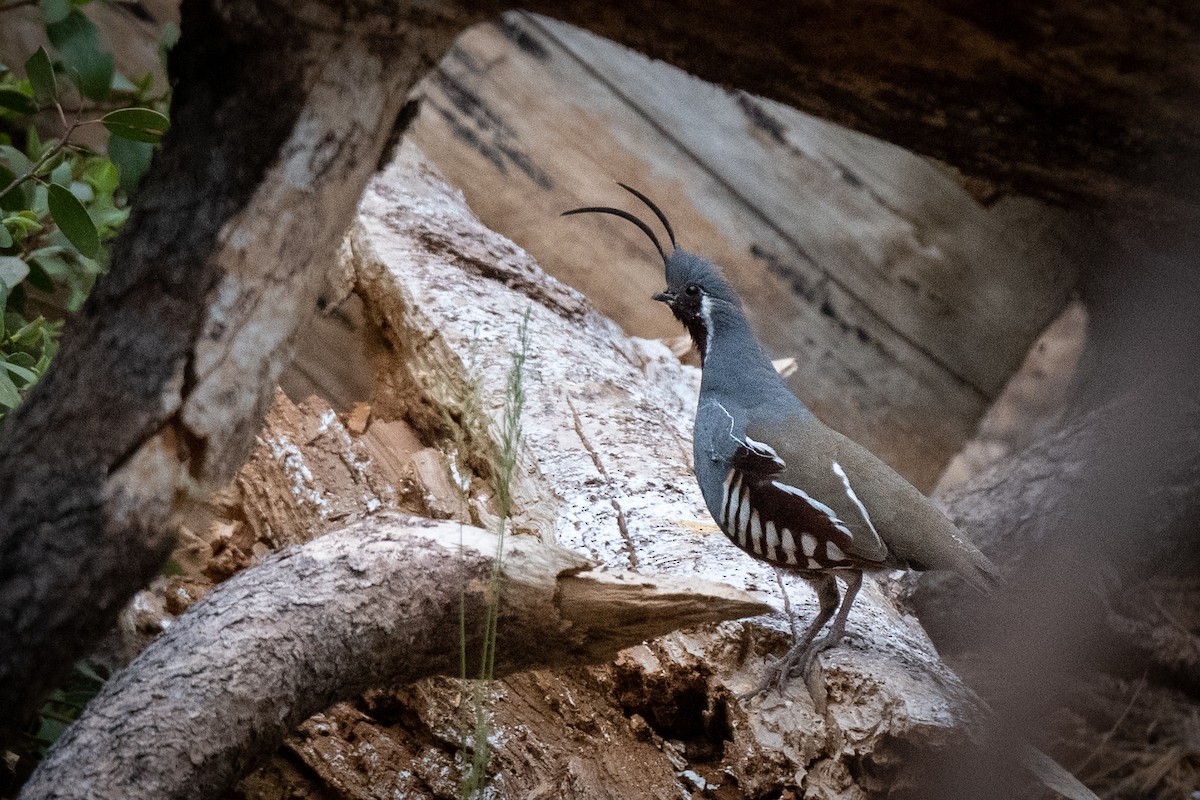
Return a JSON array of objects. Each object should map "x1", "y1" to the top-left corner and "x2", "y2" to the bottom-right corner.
[
  {"x1": 774, "y1": 573, "x2": 841, "y2": 689},
  {"x1": 744, "y1": 573, "x2": 839, "y2": 697},
  {"x1": 773, "y1": 567, "x2": 799, "y2": 643},
  {"x1": 796, "y1": 570, "x2": 864, "y2": 676}
]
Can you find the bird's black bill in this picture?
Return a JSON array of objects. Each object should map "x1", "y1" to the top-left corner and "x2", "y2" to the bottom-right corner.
[{"x1": 653, "y1": 291, "x2": 674, "y2": 303}]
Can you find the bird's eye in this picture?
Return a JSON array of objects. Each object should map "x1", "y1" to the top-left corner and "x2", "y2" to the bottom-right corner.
[{"x1": 685, "y1": 284, "x2": 700, "y2": 296}]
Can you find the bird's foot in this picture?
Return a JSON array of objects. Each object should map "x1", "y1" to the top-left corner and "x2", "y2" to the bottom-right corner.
[{"x1": 740, "y1": 633, "x2": 845, "y2": 701}]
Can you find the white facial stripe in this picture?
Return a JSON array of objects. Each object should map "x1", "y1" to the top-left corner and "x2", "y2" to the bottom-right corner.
[
  {"x1": 769, "y1": 480, "x2": 855, "y2": 539},
  {"x1": 700, "y1": 295, "x2": 714, "y2": 358},
  {"x1": 832, "y1": 461, "x2": 878, "y2": 538}
]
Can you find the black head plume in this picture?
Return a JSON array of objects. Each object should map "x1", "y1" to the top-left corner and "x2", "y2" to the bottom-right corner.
[
  {"x1": 616, "y1": 183, "x2": 677, "y2": 250},
  {"x1": 561, "y1": 183, "x2": 679, "y2": 267}
]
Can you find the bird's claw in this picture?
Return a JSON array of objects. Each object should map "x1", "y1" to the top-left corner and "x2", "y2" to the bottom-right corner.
[{"x1": 740, "y1": 635, "x2": 839, "y2": 700}]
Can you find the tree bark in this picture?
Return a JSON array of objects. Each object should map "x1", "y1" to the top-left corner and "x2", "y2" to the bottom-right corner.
[
  {"x1": 17, "y1": 516, "x2": 768, "y2": 800},
  {"x1": 0, "y1": 0, "x2": 465, "y2": 726}
]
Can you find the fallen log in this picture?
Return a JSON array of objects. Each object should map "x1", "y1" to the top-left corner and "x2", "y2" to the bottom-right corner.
[{"x1": 19, "y1": 516, "x2": 768, "y2": 800}]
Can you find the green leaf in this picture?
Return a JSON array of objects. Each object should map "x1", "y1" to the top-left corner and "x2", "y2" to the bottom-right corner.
[
  {"x1": 25, "y1": 259, "x2": 54, "y2": 291},
  {"x1": 102, "y1": 107, "x2": 169, "y2": 144},
  {"x1": 24, "y1": 46, "x2": 57, "y2": 106},
  {"x1": 47, "y1": 183, "x2": 98, "y2": 258},
  {"x1": 0, "y1": 166, "x2": 23, "y2": 212},
  {"x1": 11, "y1": 317, "x2": 46, "y2": 346},
  {"x1": 107, "y1": 134, "x2": 152, "y2": 194},
  {"x1": 6, "y1": 213, "x2": 42, "y2": 235},
  {"x1": 40, "y1": 0, "x2": 70, "y2": 24},
  {"x1": 29, "y1": 249, "x2": 70, "y2": 280},
  {"x1": 0, "y1": 88, "x2": 37, "y2": 116},
  {"x1": 49, "y1": 159, "x2": 72, "y2": 187},
  {"x1": 25, "y1": 127, "x2": 44, "y2": 160},
  {"x1": 46, "y1": 10, "x2": 114, "y2": 102},
  {"x1": 0, "y1": 144, "x2": 34, "y2": 175},
  {"x1": 3, "y1": 359, "x2": 38, "y2": 384},
  {"x1": 0, "y1": 255, "x2": 29, "y2": 289},
  {"x1": 31, "y1": 183, "x2": 48, "y2": 217},
  {"x1": 0, "y1": 368, "x2": 20, "y2": 408},
  {"x1": 83, "y1": 158, "x2": 118, "y2": 195},
  {"x1": 7, "y1": 350, "x2": 36, "y2": 369},
  {"x1": 65, "y1": 269, "x2": 93, "y2": 310},
  {"x1": 0, "y1": 224, "x2": 11, "y2": 249}
]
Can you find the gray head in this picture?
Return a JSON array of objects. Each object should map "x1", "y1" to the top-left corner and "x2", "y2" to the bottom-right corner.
[{"x1": 563, "y1": 184, "x2": 741, "y2": 360}]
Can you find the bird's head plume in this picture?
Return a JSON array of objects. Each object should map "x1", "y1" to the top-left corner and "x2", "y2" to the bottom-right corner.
[{"x1": 562, "y1": 184, "x2": 741, "y2": 359}]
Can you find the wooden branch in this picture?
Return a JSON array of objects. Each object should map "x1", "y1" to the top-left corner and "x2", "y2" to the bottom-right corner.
[{"x1": 17, "y1": 515, "x2": 768, "y2": 800}]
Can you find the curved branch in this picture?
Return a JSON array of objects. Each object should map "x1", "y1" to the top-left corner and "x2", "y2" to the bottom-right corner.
[{"x1": 18, "y1": 515, "x2": 769, "y2": 800}]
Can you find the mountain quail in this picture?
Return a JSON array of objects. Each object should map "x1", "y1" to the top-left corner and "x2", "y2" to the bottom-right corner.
[{"x1": 563, "y1": 185, "x2": 1000, "y2": 690}]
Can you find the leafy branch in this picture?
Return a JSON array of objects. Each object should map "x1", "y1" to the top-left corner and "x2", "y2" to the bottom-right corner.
[{"x1": 0, "y1": 33, "x2": 169, "y2": 417}]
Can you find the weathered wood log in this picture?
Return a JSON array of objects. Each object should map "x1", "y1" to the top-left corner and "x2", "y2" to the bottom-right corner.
[{"x1": 19, "y1": 516, "x2": 769, "y2": 800}]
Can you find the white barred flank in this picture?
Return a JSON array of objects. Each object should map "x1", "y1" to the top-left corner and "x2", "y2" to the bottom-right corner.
[
  {"x1": 735, "y1": 487, "x2": 751, "y2": 547},
  {"x1": 759, "y1": 519, "x2": 774, "y2": 558},
  {"x1": 764, "y1": 519, "x2": 781, "y2": 561},
  {"x1": 714, "y1": 467, "x2": 868, "y2": 569},
  {"x1": 801, "y1": 532, "x2": 817, "y2": 557},
  {"x1": 779, "y1": 526, "x2": 798, "y2": 565}
]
